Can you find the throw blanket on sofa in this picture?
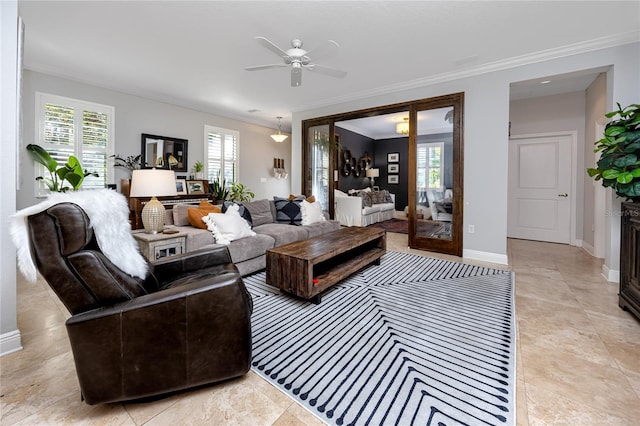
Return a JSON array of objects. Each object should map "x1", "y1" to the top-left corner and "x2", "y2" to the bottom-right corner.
[{"x1": 10, "y1": 189, "x2": 148, "y2": 282}]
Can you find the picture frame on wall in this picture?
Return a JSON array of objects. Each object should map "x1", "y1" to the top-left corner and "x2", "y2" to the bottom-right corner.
[
  {"x1": 175, "y1": 179, "x2": 187, "y2": 195},
  {"x1": 387, "y1": 152, "x2": 399, "y2": 163},
  {"x1": 186, "y1": 180, "x2": 204, "y2": 194},
  {"x1": 388, "y1": 175, "x2": 399, "y2": 184},
  {"x1": 388, "y1": 164, "x2": 399, "y2": 173}
]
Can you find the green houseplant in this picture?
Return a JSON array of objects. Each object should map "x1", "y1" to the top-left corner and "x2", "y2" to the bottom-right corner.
[
  {"x1": 27, "y1": 144, "x2": 98, "y2": 192},
  {"x1": 229, "y1": 182, "x2": 255, "y2": 202},
  {"x1": 110, "y1": 154, "x2": 143, "y2": 173},
  {"x1": 210, "y1": 171, "x2": 229, "y2": 203},
  {"x1": 587, "y1": 103, "x2": 640, "y2": 201}
]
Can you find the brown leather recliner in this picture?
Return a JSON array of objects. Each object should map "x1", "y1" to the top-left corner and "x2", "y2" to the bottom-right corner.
[{"x1": 26, "y1": 202, "x2": 253, "y2": 405}]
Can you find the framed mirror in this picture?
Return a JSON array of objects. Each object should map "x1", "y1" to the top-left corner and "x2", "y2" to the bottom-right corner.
[{"x1": 140, "y1": 133, "x2": 188, "y2": 172}]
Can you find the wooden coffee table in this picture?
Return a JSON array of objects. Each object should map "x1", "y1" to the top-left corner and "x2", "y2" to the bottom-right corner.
[{"x1": 266, "y1": 227, "x2": 386, "y2": 303}]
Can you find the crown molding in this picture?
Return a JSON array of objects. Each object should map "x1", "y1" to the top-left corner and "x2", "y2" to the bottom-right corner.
[{"x1": 293, "y1": 31, "x2": 640, "y2": 113}]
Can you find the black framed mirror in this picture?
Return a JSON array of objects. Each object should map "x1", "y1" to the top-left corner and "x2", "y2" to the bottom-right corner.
[{"x1": 140, "y1": 133, "x2": 188, "y2": 172}]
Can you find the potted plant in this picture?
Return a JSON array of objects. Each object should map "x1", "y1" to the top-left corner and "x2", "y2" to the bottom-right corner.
[
  {"x1": 27, "y1": 144, "x2": 98, "y2": 192},
  {"x1": 229, "y1": 182, "x2": 255, "y2": 202},
  {"x1": 210, "y1": 172, "x2": 229, "y2": 204},
  {"x1": 587, "y1": 103, "x2": 640, "y2": 201},
  {"x1": 192, "y1": 161, "x2": 204, "y2": 180},
  {"x1": 110, "y1": 154, "x2": 143, "y2": 174}
]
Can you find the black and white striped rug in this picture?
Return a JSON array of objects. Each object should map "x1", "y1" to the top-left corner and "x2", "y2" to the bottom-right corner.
[{"x1": 244, "y1": 251, "x2": 515, "y2": 425}]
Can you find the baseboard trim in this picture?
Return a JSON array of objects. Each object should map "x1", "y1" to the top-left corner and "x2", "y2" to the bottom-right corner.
[
  {"x1": 463, "y1": 249, "x2": 509, "y2": 266},
  {"x1": 602, "y1": 264, "x2": 620, "y2": 283},
  {"x1": 581, "y1": 241, "x2": 595, "y2": 257},
  {"x1": 0, "y1": 329, "x2": 23, "y2": 357}
]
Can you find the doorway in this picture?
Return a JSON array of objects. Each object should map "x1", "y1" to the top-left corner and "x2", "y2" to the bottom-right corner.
[
  {"x1": 302, "y1": 93, "x2": 464, "y2": 257},
  {"x1": 508, "y1": 133, "x2": 576, "y2": 244}
]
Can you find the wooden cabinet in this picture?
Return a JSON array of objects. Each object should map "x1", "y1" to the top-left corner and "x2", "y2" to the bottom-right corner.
[{"x1": 620, "y1": 202, "x2": 640, "y2": 320}]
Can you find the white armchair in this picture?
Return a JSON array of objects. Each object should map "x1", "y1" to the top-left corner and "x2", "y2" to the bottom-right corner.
[{"x1": 426, "y1": 189, "x2": 453, "y2": 222}]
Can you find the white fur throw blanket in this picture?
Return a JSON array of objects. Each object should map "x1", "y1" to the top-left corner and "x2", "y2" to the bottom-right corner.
[{"x1": 10, "y1": 189, "x2": 148, "y2": 282}]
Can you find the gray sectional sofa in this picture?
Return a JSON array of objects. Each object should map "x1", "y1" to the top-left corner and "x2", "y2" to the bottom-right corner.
[{"x1": 165, "y1": 198, "x2": 340, "y2": 276}]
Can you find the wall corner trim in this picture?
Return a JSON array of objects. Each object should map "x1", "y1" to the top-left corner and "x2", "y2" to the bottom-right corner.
[{"x1": 0, "y1": 330, "x2": 23, "y2": 357}]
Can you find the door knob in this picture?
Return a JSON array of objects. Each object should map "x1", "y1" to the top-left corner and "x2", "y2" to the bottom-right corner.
[{"x1": 558, "y1": 193, "x2": 568, "y2": 197}]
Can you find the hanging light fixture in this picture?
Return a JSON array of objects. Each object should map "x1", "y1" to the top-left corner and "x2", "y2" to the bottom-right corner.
[
  {"x1": 396, "y1": 117, "x2": 409, "y2": 135},
  {"x1": 270, "y1": 116, "x2": 288, "y2": 143}
]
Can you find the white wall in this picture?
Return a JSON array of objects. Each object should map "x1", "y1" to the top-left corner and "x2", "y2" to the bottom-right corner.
[
  {"x1": 18, "y1": 71, "x2": 292, "y2": 209},
  {"x1": 1, "y1": 0, "x2": 22, "y2": 356},
  {"x1": 292, "y1": 42, "x2": 639, "y2": 270},
  {"x1": 584, "y1": 73, "x2": 607, "y2": 252},
  {"x1": 509, "y1": 91, "x2": 587, "y2": 243}
]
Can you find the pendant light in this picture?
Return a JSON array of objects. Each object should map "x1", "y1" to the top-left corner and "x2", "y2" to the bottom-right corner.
[{"x1": 271, "y1": 116, "x2": 288, "y2": 143}]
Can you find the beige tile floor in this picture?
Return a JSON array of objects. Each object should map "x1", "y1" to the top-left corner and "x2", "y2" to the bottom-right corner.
[{"x1": 2, "y1": 234, "x2": 639, "y2": 425}]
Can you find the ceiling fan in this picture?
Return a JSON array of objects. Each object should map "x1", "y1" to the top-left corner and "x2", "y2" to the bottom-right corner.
[{"x1": 245, "y1": 37, "x2": 347, "y2": 87}]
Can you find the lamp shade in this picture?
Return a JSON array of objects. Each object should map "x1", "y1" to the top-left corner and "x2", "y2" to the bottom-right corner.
[
  {"x1": 129, "y1": 169, "x2": 177, "y2": 198},
  {"x1": 366, "y1": 168, "x2": 379, "y2": 178}
]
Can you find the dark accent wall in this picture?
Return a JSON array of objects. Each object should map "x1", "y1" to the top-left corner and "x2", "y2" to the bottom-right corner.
[
  {"x1": 373, "y1": 137, "x2": 408, "y2": 210},
  {"x1": 336, "y1": 126, "x2": 374, "y2": 191}
]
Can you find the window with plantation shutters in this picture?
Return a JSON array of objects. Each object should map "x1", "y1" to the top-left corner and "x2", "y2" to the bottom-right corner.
[
  {"x1": 417, "y1": 142, "x2": 444, "y2": 191},
  {"x1": 204, "y1": 125, "x2": 238, "y2": 184},
  {"x1": 36, "y1": 93, "x2": 114, "y2": 196}
]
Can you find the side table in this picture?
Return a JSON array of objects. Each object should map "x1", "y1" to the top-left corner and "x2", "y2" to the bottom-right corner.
[{"x1": 132, "y1": 230, "x2": 186, "y2": 262}]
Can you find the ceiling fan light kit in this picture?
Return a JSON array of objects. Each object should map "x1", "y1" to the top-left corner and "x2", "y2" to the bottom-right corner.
[
  {"x1": 271, "y1": 116, "x2": 288, "y2": 143},
  {"x1": 396, "y1": 117, "x2": 409, "y2": 135},
  {"x1": 246, "y1": 37, "x2": 347, "y2": 87}
]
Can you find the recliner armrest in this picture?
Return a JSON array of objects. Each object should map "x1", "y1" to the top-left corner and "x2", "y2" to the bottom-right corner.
[{"x1": 151, "y1": 246, "x2": 233, "y2": 277}]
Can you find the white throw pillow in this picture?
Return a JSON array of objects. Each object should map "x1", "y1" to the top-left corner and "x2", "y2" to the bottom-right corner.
[
  {"x1": 301, "y1": 200, "x2": 326, "y2": 226},
  {"x1": 202, "y1": 204, "x2": 255, "y2": 245}
]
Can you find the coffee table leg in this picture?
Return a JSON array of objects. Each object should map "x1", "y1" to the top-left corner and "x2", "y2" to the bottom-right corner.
[{"x1": 311, "y1": 294, "x2": 322, "y2": 305}]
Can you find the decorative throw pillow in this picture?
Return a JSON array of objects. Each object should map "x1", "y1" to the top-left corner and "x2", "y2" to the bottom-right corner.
[
  {"x1": 383, "y1": 189, "x2": 393, "y2": 203},
  {"x1": 221, "y1": 201, "x2": 253, "y2": 228},
  {"x1": 300, "y1": 200, "x2": 326, "y2": 226},
  {"x1": 243, "y1": 199, "x2": 273, "y2": 227},
  {"x1": 351, "y1": 190, "x2": 372, "y2": 208},
  {"x1": 172, "y1": 203, "x2": 192, "y2": 226},
  {"x1": 371, "y1": 191, "x2": 386, "y2": 204},
  {"x1": 187, "y1": 201, "x2": 221, "y2": 229},
  {"x1": 289, "y1": 194, "x2": 315, "y2": 203},
  {"x1": 202, "y1": 204, "x2": 256, "y2": 245},
  {"x1": 274, "y1": 196, "x2": 304, "y2": 225}
]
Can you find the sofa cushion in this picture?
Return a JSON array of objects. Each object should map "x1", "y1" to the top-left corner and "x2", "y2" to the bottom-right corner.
[
  {"x1": 221, "y1": 201, "x2": 253, "y2": 227},
  {"x1": 253, "y1": 223, "x2": 308, "y2": 246},
  {"x1": 300, "y1": 200, "x2": 326, "y2": 226},
  {"x1": 172, "y1": 203, "x2": 192, "y2": 226},
  {"x1": 273, "y1": 196, "x2": 304, "y2": 225},
  {"x1": 303, "y1": 220, "x2": 340, "y2": 238},
  {"x1": 225, "y1": 233, "x2": 274, "y2": 263},
  {"x1": 242, "y1": 199, "x2": 273, "y2": 227},
  {"x1": 187, "y1": 201, "x2": 222, "y2": 229}
]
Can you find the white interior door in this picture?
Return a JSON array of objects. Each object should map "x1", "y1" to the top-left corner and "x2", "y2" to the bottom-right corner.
[{"x1": 508, "y1": 135, "x2": 572, "y2": 243}]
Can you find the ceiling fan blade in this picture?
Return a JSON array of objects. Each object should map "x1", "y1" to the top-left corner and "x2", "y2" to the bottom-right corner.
[
  {"x1": 291, "y1": 66, "x2": 302, "y2": 87},
  {"x1": 245, "y1": 64, "x2": 288, "y2": 71},
  {"x1": 306, "y1": 40, "x2": 340, "y2": 62},
  {"x1": 255, "y1": 36, "x2": 288, "y2": 58},
  {"x1": 306, "y1": 64, "x2": 347, "y2": 78}
]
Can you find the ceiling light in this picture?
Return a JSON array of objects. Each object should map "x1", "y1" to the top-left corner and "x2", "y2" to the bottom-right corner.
[
  {"x1": 271, "y1": 116, "x2": 288, "y2": 143},
  {"x1": 540, "y1": 80, "x2": 551, "y2": 84},
  {"x1": 396, "y1": 117, "x2": 409, "y2": 135}
]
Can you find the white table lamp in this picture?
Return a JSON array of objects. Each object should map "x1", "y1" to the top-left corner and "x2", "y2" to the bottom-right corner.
[
  {"x1": 366, "y1": 168, "x2": 379, "y2": 187},
  {"x1": 129, "y1": 169, "x2": 177, "y2": 233}
]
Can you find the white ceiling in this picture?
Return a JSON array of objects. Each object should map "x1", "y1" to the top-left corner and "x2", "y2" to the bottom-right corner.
[{"x1": 18, "y1": 1, "x2": 640, "y2": 133}]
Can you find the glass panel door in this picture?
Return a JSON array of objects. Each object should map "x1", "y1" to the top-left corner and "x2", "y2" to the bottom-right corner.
[
  {"x1": 409, "y1": 93, "x2": 463, "y2": 256},
  {"x1": 305, "y1": 123, "x2": 331, "y2": 213}
]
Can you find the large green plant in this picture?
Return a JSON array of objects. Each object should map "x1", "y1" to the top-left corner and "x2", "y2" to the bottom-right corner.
[
  {"x1": 229, "y1": 182, "x2": 255, "y2": 202},
  {"x1": 587, "y1": 103, "x2": 640, "y2": 201},
  {"x1": 27, "y1": 144, "x2": 98, "y2": 192}
]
